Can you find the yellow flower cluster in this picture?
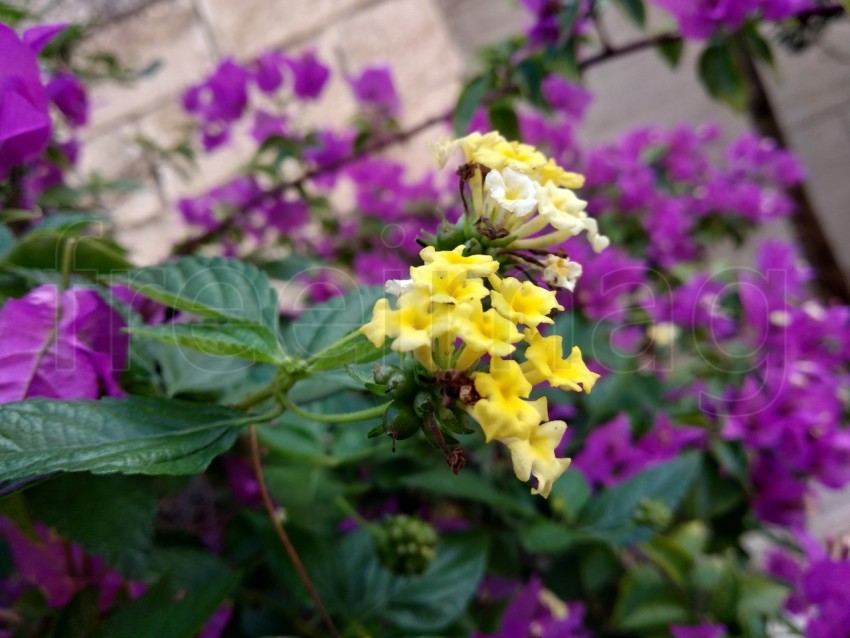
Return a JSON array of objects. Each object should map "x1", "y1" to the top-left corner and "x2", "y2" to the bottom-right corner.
[
  {"x1": 360, "y1": 245, "x2": 600, "y2": 497},
  {"x1": 434, "y1": 131, "x2": 609, "y2": 257}
]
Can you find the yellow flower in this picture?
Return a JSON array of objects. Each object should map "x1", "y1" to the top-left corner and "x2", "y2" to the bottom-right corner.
[
  {"x1": 489, "y1": 276, "x2": 564, "y2": 327},
  {"x1": 472, "y1": 358, "x2": 547, "y2": 442},
  {"x1": 506, "y1": 420, "x2": 571, "y2": 498},
  {"x1": 473, "y1": 140, "x2": 547, "y2": 173},
  {"x1": 410, "y1": 262, "x2": 489, "y2": 305},
  {"x1": 453, "y1": 305, "x2": 523, "y2": 369},
  {"x1": 419, "y1": 245, "x2": 499, "y2": 278},
  {"x1": 534, "y1": 159, "x2": 585, "y2": 189},
  {"x1": 456, "y1": 131, "x2": 506, "y2": 163},
  {"x1": 359, "y1": 288, "x2": 451, "y2": 354},
  {"x1": 522, "y1": 329, "x2": 599, "y2": 393}
]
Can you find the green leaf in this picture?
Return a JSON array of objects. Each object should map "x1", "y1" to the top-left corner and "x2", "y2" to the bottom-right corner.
[
  {"x1": 29, "y1": 212, "x2": 108, "y2": 233},
  {"x1": 26, "y1": 473, "x2": 157, "y2": 578},
  {"x1": 0, "y1": 209, "x2": 40, "y2": 224},
  {"x1": 549, "y1": 468, "x2": 590, "y2": 523},
  {"x1": 613, "y1": 564, "x2": 692, "y2": 631},
  {"x1": 612, "y1": 0, "x2": 646, "y2": 28},
  {"x1": 128, "y1": 322, "x2": 285, "y2": 365},
  {"x1": 698, "y1": 40, "x2": 747, "y2": 111},
  {"x1": 577, "y1": 453, "x2": 702, "y2": 545},
  {"x1": 516, "y1": 57, "x2": 546, "y2": 108},
  {"x1": 741, "y1": 22, "x2": 775, "y2": 67},
  {"x1": 50, "y1": 588, "x2": 101, "y2": 638},
  {"x1": 312, "y1": 530, "x2": 488, "y2": 633},
  {"x1": 283, "y1": 286, "x2": 385, "y2": 362},
  {"x1": 308, "y1": 330, "x2": 390, "y2": 372},
  {"x1": 0, "y1": 3, "x2": 28, "y2": 25},
  {"x1": 4, "y1": 231, "x2": 131, "y2": 274},
  {"x1": 639, "y1": 536, "x2": 694, "y2": 587},
  {"x1": 519, "y1": 519, "x2": 577, "y2": 554},
  {"x1": 0, "y1": 225, "x2": 12, "y2": 260},
  {"x1": 0, "y1": 397, "x2": 243, "y2": 481},
  {"x1": 556, "y1": 1, "x2": 582, "y2": 46},
  {"x1": 116, "y1": 256, "x2": 279, "y2": 330},
  {"x1": 656, "y1": 36, "x2": 685, "y2": 67},
  {"x1": 399, "y1": 468, "x2": 535, "y2": 517},
  {"x1": 148, "y1": 342, "x2": 256, "y2": 400},
  {"x1": 488, "y1": 100, "x2": 520, "y2": 141},
  {"x1": 453, "y1": 75, "x2": 489, "y2": 136},
  {"x1": 95, "y1": 570, "x2": 240, "y2": 638}
]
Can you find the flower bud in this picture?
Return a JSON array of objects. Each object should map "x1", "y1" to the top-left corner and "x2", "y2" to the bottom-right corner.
[
  {"x1": 374, "y1": 514, "x2": 438, "y2": 575},
  {"x1": 382, "y1": 402, "x2": 421, "y2": 441}
]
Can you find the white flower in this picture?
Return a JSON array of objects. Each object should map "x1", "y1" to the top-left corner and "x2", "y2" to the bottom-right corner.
[
  {"x1": 536, "y1": 181, "x2": 588, "y2": 233},
  {"x1": 647, "y1": 322, "x2": 680, "y2": 347},
  {"x1": 484, "y1": 167, "x2": 538, "y2": 217},
  {"x1": 542, "y1": 255, "x2": 583, "y2": 292},
  {"x1": 583, "y1": 217, "x2": 610, "y2": 253},
  {"x1": 384, "y1": 278, "x2": 414, "y2": 297}
]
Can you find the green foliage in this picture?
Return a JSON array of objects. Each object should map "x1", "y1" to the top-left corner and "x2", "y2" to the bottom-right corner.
[
  {"x1": 698, "y1": 40, "x2": 748, "y2": 111},
  {"x1": 127, "y1": 322, "x2": 286, "y2": 365},
  {"x1": 115, "y1": 256, "x2": 279, "y2": 330},
  {"x1": 453, "y1": 75, "x2": 490, "y2": 136},
  {"x1": 26, "y1": 473, "x2": 158, "y2": 578},
  {"x1": 310, "y1": 530, "x2": 489, "y2": 634},
  {"x1": 612, "y1": 0, "x2": 647, "y2": 28},
  {"x1": 0, "y1": 397, "x2": 243, "y2": 481},
  {"x1": 283, "y1": 285, "x2": 386, "y2": 364},
  {"x1": 577, "y1": 453, "x2": 702, "y2": 545}
]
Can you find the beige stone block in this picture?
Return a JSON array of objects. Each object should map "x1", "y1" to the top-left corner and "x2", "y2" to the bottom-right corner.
[
  {"x1": 115, "y1": 212, "x2": 190, "y2": 265},
  {"x1": 110, "y1": 187, "x2": 167, "y2": 228},
  {"x1": 763, "y1": 21, "x2": 850, "y2": 128},
  {"x1": 197, "y1": 0, "x2": 373, "y2": 58},
  {"x1": 79, "y1": 122, "x2": 146, "y2": 182},
  {"x1": 782, "y1": 113, "x2": 850, "y2": 279},
  {"x1": 80, "y1": 0, "x2": 216, "y2": 133},
  {"x1": 581, "y1": 44, "x2": 748, "y2": 146}
]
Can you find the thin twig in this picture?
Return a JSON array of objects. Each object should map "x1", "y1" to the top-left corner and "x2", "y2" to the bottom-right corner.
[{"x1": 247, "y1": 425, "x2": 341, "y2": 638}]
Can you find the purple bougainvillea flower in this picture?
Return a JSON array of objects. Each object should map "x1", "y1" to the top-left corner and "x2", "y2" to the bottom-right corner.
[
  {"x1": 0, "y1": 24, "x2": 56, "y2": 179},
  {"x1": 0, "y1": 284, "x2": 128, "y2": 403},
  {"x1": 475, "y1": 576, "x2": 590, "y2": 638},
  {"x1": 670, "y1": 624, "x2": 727, "y2": 638},
  {"x1": 21, "y1": 23, "x2": 66, "y2": 55},
  {"x1": 541, "y1": 75, "x2": 593, "y2": 121},
  {"x1": 251, "y1": 50, "x2": 286, "y2": 94},
  {"x1": 46, "y1": 71, "x2": 89, "y2": 127},
  {"x1": 349, "y1": 65, "x2": 401, "y2": 118},
  {"x1": 286, "y1": 50, "x2": 330, "y2": 100}
]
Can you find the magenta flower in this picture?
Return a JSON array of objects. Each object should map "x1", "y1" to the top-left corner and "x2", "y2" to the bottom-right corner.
[
  {"x1": 670, "y1": 624, "x2": 727, "y2": 638},
  {"x1": 0, "y1": 23, "x2": 63, "y2": 178},
  {"x1": 46, "y1": 71, "x2": 89, "y2": 127},
  {"x1": 286, "y1": 50, "x2": 330, "y2": 101},
  {"x1": 0, "y1": 285, "x2": 128, "y2": 402},
  {"x1": 349, "y1": 65, "x2": 401, "y2": 118}
]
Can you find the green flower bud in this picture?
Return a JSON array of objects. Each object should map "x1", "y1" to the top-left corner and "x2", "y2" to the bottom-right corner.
[
  {"x1": 374, "y1": 515, "x2": 439, "y2": 575},
  {"x1": 435, "y1": 220, "x2": 467, "y2": 251},
  {"x1": 385, "y1": 369, "x2": 416, "y2": 401},
  {"x1": 373, "y1": 364, "x2": 402, "y2": 385},
  {"x1": 633, "y1": 498, "x2": 673, "y2": 532},
  {"x1": 382, "y1": 402, "x2": 421, "y2": 441}
]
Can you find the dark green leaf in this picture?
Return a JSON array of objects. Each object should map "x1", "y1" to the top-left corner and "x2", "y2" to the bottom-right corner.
[
  {"x1": 613, "y1": 564, "x2": 692, "y2": 631},
  {"x1": 148, "y1": 342, "x2": 256, "y2": 400},
  {"x1": 5, "y1": 231, "x2": 131, "y2": 274},
  {"x1": 27, "y1": 474, "x2": 157, "y2": 578},
  {"x1": 399, "y1": 468, "x2": 535, "y2": 517},
  {"x1": 0, "y1": 4, "x2": 28, "y2": 25},
  {"x1": 656, "y1": 36, "x2": 685, "y2": 67},
  {"x1": 577, "y1": 453, "x2": 702, "y2": 545},
  {"x1": 557, "y1": 1, "x2": 582, "y2": 46},
  {"x1": 115, "y1": 256, "x2": 279, "y2": 330},
  {"x1": 313, "y1": 530, "x2": 488, "y2": 633},
  {"x1": 612, "y1": 0, "x2": 646, "y2": 28},
  {"x1": 29, "y1": 212, "x2": 108, "y2": 233},
  {"x1": 488, "y1": 100, "x2": 520, "y2": 141},
  {"x1": 128, "y1": 322, "x2": 285, "y2": 365},
  {"x1": 741, "y1": 22, "x2": 775, "y2": 67},
  {"x1": 516, "y1": 57, "x2": 546, "y2": 108},
  {"x1": 308, "y1": 330, "x2": 390, "y2": 372},
  {"x1": 0, "y1": 209, "x2": 40, "y2": 224},
  {"x1": 0, "y1": 225, "x2": 12, "y2": 259},
  {"x1": 519, "y1": 520, "x2": 577, "y2": 554},
  {"x1": 698, "y1": 41, "x2": 747, "y2": 111},
  {"x1": 453, "y1": 76, "x2": 489, "y2": 136},
  {"x1": 95, "y1": 570, "x2": 240, "y2": 638},
  {"x1": 0, "y1": 397, "x2": 243, "y2": 481},
  {"x1": 283, "y1": 286, "x2": 385, "y2": 362},
  {"x1": 549, "y1": 469, "x2": 590, "y2": 523},
  {"x1": 50, "y1": 588, "x2": 101, "y2": 638}
]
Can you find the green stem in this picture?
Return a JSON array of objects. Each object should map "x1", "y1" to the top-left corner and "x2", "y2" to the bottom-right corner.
[
  {"x1": 305, "y1": 329, "x2": 363, "y2": 370},
  {"x1": 234, "y1": 384, "x2": 280, "y2": 411},
  {"x1": 60, "y1": 238, "x2": 76, "y2": 292},
  {"x1": 280, "y1": 394, "x2": 391, "y2": 424}
]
